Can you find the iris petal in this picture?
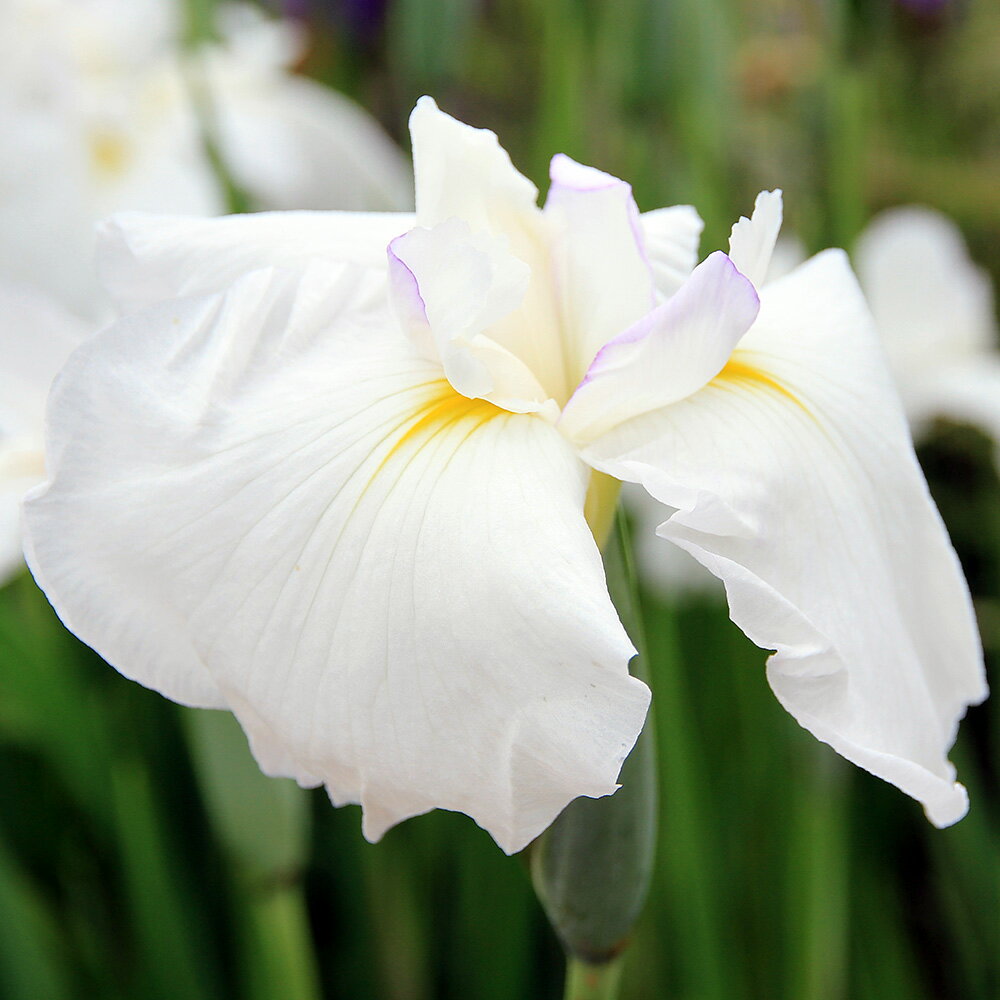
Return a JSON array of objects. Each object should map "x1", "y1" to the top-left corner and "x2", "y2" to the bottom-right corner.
[
  {"x1": 581, "y1": 251, "x2": 987, "y2": 826},
  {"x1": 25, "y1": 259, "x2": 648, "y2": 853}
]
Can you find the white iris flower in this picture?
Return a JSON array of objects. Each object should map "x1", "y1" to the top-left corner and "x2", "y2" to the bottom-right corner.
[{"x1": 23, "y1": 101, "x2": 986, "y2": 853}]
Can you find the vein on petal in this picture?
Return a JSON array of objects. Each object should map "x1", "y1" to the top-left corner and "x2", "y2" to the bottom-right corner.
[{"x1": 712, "y1": 353, "x2": 811, "y2": 417}]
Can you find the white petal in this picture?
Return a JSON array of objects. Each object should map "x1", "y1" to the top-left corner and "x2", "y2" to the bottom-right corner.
[
  {"x1": 581, "y1": 250, "x2": 986, "y2": 826},
  {"x1": 766, "y1": 236, "x2": 806, "y2": 284},
  {"x1": 388, "y1": 220, "x2": 552, "y2": 412},
  {"x1": 639, "y1": 204, "x2": 704, "y2": 300},
  {"x1": 409, "y1": 96, "x2": 539, "y2": 231},
  {"x1": 98, "y1": 209, "x2": 414, "y2": 312},
  {"x1": 729, "y1": 189, "x2": 783, "y2": 288},
  {"x1": 560, "y1": 253, "x2": 759, "y2": 442},
  {"x1": 407, "y1": 98, "x2": 568, "y2": 401},
  {"x1": 25, "y1": 262, "x2": 648, "y2": 853},
  {"x1": 389, "y1": 220, "x2": 529, "y2": 353},
  {"x1": 622, "y1": 483, "x2": 722, "y2": 598},
  {"x1": 854, "y1": 206, "x2": 997, "y2": 395},
  {"x1": 544, "y1": 154, "x2": 656, "y2": 379}
]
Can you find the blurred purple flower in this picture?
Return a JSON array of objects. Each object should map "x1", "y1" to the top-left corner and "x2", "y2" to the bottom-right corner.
[
  {"x1": 342, "y1": 0, "x2": 389, "y2": 39},
  {"x1": 272, "y1": 0, "x2": 389, "y2": 41}
]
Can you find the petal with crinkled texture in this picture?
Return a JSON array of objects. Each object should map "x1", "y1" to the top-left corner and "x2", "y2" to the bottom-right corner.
[
  {"x1": 387, "y1": 220, "x2": 552, "y2": 413},
  {"x1": 24, "y1": 262, "x2": 649, "y2": 853},
  {"x1": 98, "y1": 210, "x2": 414, "y2": 313},
  {"x1": 580, "y1": 250, "x2": 987, "y2": 827}
]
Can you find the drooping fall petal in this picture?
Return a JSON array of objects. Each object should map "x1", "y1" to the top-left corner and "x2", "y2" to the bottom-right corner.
[
  {"x1": 24, "y1": 258, "x2": 649, "y2": 853},
  {"x1": 578, "y1": 250, "x2": 987, "y2": 826}
]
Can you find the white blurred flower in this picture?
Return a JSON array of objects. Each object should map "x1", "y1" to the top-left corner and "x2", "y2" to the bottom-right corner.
[
  {"x1": 0, "y1": 284, "x2": 87, "y2": 584},
  {"x1": 855, "y1": 207, "x2": 1000, "y2": 450},
  {"x1": 24, "y1": 103, "x2": 985, "y2": 849},
  {"x1": 0, "y1": 0, "x2": 411, "y2": 320}
]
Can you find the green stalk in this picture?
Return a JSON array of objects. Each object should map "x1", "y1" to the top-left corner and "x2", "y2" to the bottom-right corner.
[
  {"x1": 784, "y1": 752, "x2": 849, "y2": 1000},
  {"x1": 644, "y1": 595, "x2": 732, "y2": 1000},
  {"x1": 531, "y1": 0, "x2": 587, "y2": 177},
  {"x1": 363, "y1": 842, "x2": 433, "y2": 1000},
  {"x1": 110, "y1": 758, "x2": 218, "y2": 1000},
  {"x1": 564, "y1": 955, "x2": 624, "y2": 1000},
  {"x1": 533, "y1": 509, "x2": 658, "y2": 996},
  {"x1": 822, "y1": 0, "x2": 868, "y2": 248},
  {"x1": 242, "y1": 882, "x2": 322, "y2": 1000},
  {"x1": 184, "y1": 709, "x2": 320, "y2": 1000},
  {"x1": 0, "y1": 834, "x2": 73, "y2": 1000}
]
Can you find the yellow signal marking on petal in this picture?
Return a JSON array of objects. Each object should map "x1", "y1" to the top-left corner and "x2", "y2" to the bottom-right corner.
[
  {"x1": 378, "y1": 384, "x2": 506, "y2": 471},
  {"x1": 714, "y1": 356, "x2": 810, "y2": 416}
]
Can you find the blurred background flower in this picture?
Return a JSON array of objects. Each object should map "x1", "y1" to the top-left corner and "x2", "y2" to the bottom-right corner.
[
  {"x1": 0, "y1": 0, "x2": 410, "y2": 320},
  {"x1": 1, "y1": 1, "x2": 998, "y2": 999}
]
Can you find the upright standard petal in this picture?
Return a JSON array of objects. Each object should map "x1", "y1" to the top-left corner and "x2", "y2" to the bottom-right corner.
[
  {"x1": 407, "y1": 98, "x2": 568, "y2": 401},
  {"x1": 544, "y1": 155, "x2": 656, "y2": 381},
  {"x1": 560, "y1": 253, "x2": 759, "y2": 442},
  {"x1": 640, "y1": 204, "x2": 704, "y2": 301},
  {"x1": 728, "y1": 189, "x2": 783, "y2": 289},
  {"x1": 387, "y1": 221, "x2": 553, "y2": 413},
  {"x1": 24, "y1": 261, "x2": 649, "y2": 854},
  {"x1": 579, "y1": 250, "x2": 986, "y2": 826},
  {"x1": 409, "y1": 96, "x2": 540, "y2": 232}
]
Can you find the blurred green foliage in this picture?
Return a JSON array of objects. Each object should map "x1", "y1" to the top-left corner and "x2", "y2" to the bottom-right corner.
[{"x1": 3, "y1": 0, "x2": 999, "y2": 997}]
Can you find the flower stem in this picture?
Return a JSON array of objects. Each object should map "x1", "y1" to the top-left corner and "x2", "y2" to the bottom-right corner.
[
  {"x1": 243, "y1": 882, "x2": 323, "y2": 1000},
  {"x1": 532, "y1": 508, "x2": 657, "y2": 992},
  {"x1": 564, "y1": 956, "x2": 624, "y2": 1000}
]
